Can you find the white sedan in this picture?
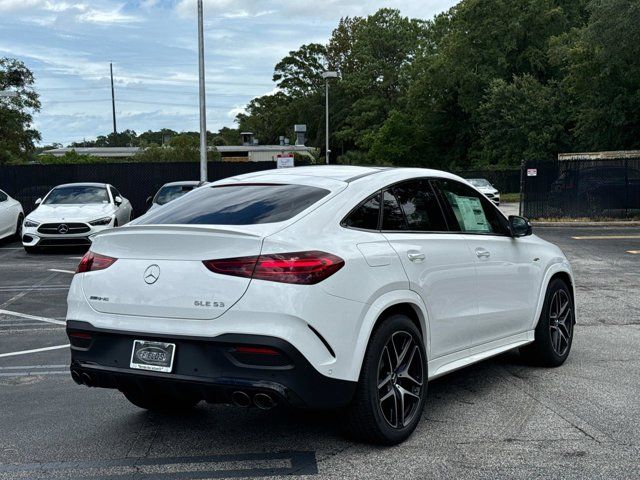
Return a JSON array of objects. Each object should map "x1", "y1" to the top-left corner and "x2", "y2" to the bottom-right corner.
[
  {"x1": 146, "y1": 181, "x2": 200, "y2": 212},
  {"x1": 66, "y1": 166, "x2": 574, "y2": 444},
  {"x1": 0, "y1": 189, "x2": 24, "y2": 241},
  {"x1": 467, "y1": 178, "x2": 500, "y2": 205},
  {"x1": 22, "y1": 182, "x2": 132, "y2": 252}
]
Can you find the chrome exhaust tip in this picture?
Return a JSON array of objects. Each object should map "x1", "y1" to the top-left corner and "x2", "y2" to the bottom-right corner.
[
  {"x1": 253, "y1": 393, "x2": 276, "y2": 410},
  {"x1": 230, "y1": 391, "x2": 251, "y2": 407}
]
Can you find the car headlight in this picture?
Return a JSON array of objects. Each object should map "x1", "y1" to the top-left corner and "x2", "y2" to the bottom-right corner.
[
  {"x1": 89, "y1": 216, "x2": 113, "y2": 226},
  {"x1": 23, "y1": 219, "x2": 40, "y2": 228}
]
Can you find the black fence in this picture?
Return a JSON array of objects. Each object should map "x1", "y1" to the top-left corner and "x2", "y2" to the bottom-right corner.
[
  {"x1": 0, "y1": 161, "x2": 278, "y2": 216},
  {"x1": 522, "y1": 159, "x2": 640, "y2": 219}
]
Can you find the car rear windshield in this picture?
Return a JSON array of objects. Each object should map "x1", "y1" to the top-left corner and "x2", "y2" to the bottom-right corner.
[
  {"x1": 137, "y1": 183, "x2": 330, "y2": 225},
  {"x1": 44, "y1": 186, "x2": 109, "y2": 205}
]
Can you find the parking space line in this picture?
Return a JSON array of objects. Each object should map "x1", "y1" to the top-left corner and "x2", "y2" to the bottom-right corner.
[
  {"x1": 0, "y1": 344, "x2": 69, "y2": 358},
  {"x1": 571, "y1": 235, "x2": 640, "y2": 240},
  {"x1": 627, "y1": 250, "x2": 640, "y2": 254},
  {"x1": 0, "y1": 364, "x2": 67, "y2": 370},
  {"x1": 48, "y1": 268, "x2": 75, "y2": 274},
  {"x1": 0, "y1": 309, "x2": 65, "y2": 325},
  {"x1": 0, "y1": 371, "x2": 68, "y2": 377}
]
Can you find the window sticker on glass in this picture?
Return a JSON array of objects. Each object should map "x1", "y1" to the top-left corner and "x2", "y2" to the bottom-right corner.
[
  {"x1": 445, "y1": 192, "x2": 492, "y2": 233},
  {"x1": 458, "y1": 196, "x2": 490, "y2": 232}
]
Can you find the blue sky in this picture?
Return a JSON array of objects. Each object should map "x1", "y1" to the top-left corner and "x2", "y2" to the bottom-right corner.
[{"x1": 0, "y1": 0, "x2": 457, "y2": 146}]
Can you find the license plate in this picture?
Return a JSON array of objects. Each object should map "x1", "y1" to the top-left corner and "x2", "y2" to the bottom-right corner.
[{"x1": 130, "y1": 340, "x2": 176, "y2": 373}]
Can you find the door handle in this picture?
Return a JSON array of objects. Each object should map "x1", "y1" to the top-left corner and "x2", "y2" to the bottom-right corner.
[
  {"x1": 475, "y1": 248, "x2": 491, "y2": 259},
  {"x1": 407, "y1": 251, "x2": 426, "y2": 262}
]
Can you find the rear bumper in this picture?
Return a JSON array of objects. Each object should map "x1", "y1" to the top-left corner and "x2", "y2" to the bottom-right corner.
[{"x1": 67, "y1": 320, "x2": 356, "y2": 409}]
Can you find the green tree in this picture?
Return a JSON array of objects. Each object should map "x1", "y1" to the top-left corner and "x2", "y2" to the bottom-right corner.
[
  {"x1": 0, "y1": 58, "x2": 41, "y2": 164},
  {"x1": 553, "y1": 0, "x2": 640, "y2": 150},
  {"x1": 476, "y1": 75, "x2": 569, "y2": 166}
]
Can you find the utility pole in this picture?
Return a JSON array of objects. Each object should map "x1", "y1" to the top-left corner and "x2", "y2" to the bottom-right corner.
[
  {"x1": 197, "y1": 0, "x2": 208, "y2": 182},
  {"x1": 321, "y1": 71, "x2": 338, "y2": 164},
  {"x1": 110, "y1": 62, "x2": 117, "y2": 134}
]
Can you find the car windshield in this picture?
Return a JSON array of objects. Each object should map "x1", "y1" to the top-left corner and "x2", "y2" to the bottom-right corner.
[
  {"x1": 137, "y1": 183, "x2": 330, "y2": 225},
  {"x1": 44, "y1": 186, "x2": 110, "y2": 205},
  {"x1": 153, "y1": 185, "x2": 196, "y2": 205},
  {"x1": 468, "y1": 179, "x2": 492, "y2": 188}
]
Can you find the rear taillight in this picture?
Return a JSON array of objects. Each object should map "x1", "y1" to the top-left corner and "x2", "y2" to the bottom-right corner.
[
  {"x1": 76, "y1": 251, "x2": 117, "y2": 274},
  {"x1": 203, "y1": 251, "x2": 344, "y2": 285}
]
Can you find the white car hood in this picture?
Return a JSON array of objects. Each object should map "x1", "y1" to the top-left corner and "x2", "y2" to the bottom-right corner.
[
  {"x1": 477, "y1": 186, "x2": 499, "y2": 195},
  {"x1": 27, "y1": 203, "x2": 115, "y2": 223}
]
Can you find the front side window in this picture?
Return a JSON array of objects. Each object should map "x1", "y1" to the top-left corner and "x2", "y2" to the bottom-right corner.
[
  {"x1": 0, "y1": 190, "x2": 7, "y2": 202},
  {"x1": 44, "y1": 186, "x2": 109, "y2": 205},
  {"x1": 434, "y1": 179, "x2": 508, "y2": 234},
  {"x1": 154, "y1": 185, "x2": 196, "y2": 206},
  {"x1": 137, "y1": 183, "x2": 329, "y2": 225}
]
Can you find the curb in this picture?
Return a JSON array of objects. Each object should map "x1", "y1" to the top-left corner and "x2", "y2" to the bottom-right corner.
[{"x1": 532, "y1": 221, "x2": 640, "y2": 227}]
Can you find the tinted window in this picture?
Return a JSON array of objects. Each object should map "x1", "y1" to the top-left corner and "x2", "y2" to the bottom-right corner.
[
  {"x1": 381, "y1": 190, "x2": 406, "y2": 230},
  {"x1": 435, "y1": 179, "x2": 508, "y2": 234},
  {"x1": 0, "y1": 191, "x2": 7, "y2": 202},
  {"x1": 154, "y1": 185, "x2": 196, "y2": 205},
  {"x1": 392, "y1": 180, "x2": 447, "y2": 232},
  {"x1": 344, "y1": 193, "x2": 380, "y2": 230},
  {"x1": 137, "y1": 184, "x2": 329, "y2": 225},
  {"x1": 110, "y1": 186, "x2": 121, "y2": 199},
  {"x1": 44, "y1": 186, "x2": 109, "y2": 205}
]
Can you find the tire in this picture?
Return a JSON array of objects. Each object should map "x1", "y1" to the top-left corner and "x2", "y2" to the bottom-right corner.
[
  {"x1": 14, "y1": 214, "x2": 24, "y2": 239},
  {"x1": 121, "y1": 386, "x2": 200, "y2": 413},
  {"x1": 24, "y1": 246, "x2": 40, "y2": 254},
  {"x1": 343, "y1": 314, "x2": 427, "y2": 445},
  {"x1": 520, "y1": 278, "x2": 574, "y2": 367}
]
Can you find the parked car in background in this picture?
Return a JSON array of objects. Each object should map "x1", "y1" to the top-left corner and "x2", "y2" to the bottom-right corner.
[
  {"x1": 22, "y1": 183, "x2": 132, "y2": 253},
  {"x1": 467, "y1": 178, "x2": 500, "y2": 205},
  {"x1": 67, "y1": 166, "x2": 575, "y2": 445},
  {"x1": 0, "y1": 189, "x2": 24, "y2": 241},
  {"x1": 146, "y1": 181, "x2": 201, "y2": 212}
]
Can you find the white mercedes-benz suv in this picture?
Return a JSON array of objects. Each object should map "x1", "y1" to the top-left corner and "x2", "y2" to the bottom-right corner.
[
  {"x1": 22, "y1": 183, "x2": 132, "y2": 252},
  {"x1": 66, "y1": 166, "x2": 575, "y2": 444}
]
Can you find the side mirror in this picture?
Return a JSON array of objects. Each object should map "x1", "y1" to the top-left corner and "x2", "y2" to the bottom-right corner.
[
  {"x1": 509, "y1": 215, "x2": 532, "y2": 237},
  {"x1": 146, "y1": 196, "x2": 153, "y2": 207},
  {"x1": 114, "y1": 196, "x2": 123, "y2": 206},
  {"x1": 35, "y1": 197, "x2": 42, "y2": 205}
]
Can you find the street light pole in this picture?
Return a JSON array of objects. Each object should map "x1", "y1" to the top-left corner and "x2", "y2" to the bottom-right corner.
[
  {"x1": 322, "y1": 71, "x2": 338, "y2": 165},
  {"x1": 197, "y1": 0, "x2": 208, "y2": 182}
]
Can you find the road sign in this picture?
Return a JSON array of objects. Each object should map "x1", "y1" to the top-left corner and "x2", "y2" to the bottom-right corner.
[{"x1": 276, "y1": 154, "x2": 294, "y2": 168}]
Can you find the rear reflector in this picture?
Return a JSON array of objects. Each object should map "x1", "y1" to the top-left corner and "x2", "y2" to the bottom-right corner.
[
  {"x1": 68, "y1": 331, "x2": 92, "y2": 348},
  {"x1": 203, "y1": 251, "x2": 344, "y2": 285},
  {"x1": 76, "y1": 251, "x2": 117, "y2": 274},
  {"x1": 234, "y1": 346, "x2": 281, "y2": 356}
]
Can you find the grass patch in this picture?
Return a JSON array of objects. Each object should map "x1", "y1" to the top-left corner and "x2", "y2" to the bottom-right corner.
[{"x1": 500, "y1": 193, "x2": 520, "y2": 203}]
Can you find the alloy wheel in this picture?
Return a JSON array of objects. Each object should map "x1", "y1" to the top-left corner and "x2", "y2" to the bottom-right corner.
[
  {"x1": 549, "y1": 289, "x2": 572, "y2": 356},
  {"x1": 377, "y1": 331, "x2": 424, "y2": 429}
]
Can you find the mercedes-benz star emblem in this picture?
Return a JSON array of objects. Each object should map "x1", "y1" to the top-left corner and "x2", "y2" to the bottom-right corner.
[
  {"x1": 143, "y1": 265, "x2": 160, "y2": 285},
  {"x1": 57, "y1": 224, "x2": 69, "y2": 234}
]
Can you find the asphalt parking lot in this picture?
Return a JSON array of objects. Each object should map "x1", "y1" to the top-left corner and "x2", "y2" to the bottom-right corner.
[{"x1": 0, "y1": 225, "x2": 639, "y2": 479}]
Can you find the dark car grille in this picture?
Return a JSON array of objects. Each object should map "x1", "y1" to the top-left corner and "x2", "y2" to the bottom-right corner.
[
  {"x1": 38, "y1": 222, "x2": 90, "y2": 235},
  {"x1": 38, "y1": 238, "x2": 91, "y2": 247}
]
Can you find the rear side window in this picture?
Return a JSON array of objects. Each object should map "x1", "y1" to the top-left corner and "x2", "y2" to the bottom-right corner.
[
  {"x1": 381, "y1": 190, "x2": 407, "y2": 230},
  {"x1": 391, "y1": 180, "x2": 447, "y2": 232},
  {"x1": 344, "y1": 193, "x2": 381, "y2": 230},
  {"x1": 0, "y1": 190, "x2": 7, "y2": 202},
  {"x1": 137, "y1": 184, "x2": 329, "y2": 225}
]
